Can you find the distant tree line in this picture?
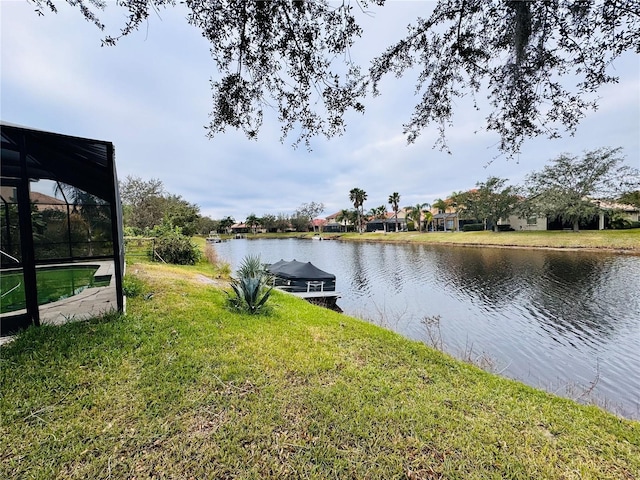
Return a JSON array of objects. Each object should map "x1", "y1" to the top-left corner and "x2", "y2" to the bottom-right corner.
[
  {"x1": 243, "y1": 202, "x2": 325, "y2": 234},
  {"x1": 121, "y1": 148, "x2": 639, "y2": 238},
  {"x1": 120, "y1": 176, "x2": 327, "y2": 236},
  {"x1": 348, "y1": 148, "x2": 640, "y2": 233},
  {"x1": 120, "y1": 176, "x2": 202, "y2": 236}
]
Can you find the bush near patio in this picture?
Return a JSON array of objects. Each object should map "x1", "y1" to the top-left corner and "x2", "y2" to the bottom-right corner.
[{"x1": 152, "y1": 230, "x2": 201, "y2": 265}]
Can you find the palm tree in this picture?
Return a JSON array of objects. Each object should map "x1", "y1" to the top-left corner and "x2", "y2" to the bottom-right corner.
[
  {"x1": 423, "y1": 211, "x2": 434, "y2": 232},
  {"x1": 219, "y1": 216, "x2": 235, "y2": 234},
  {"x1": 245, "y1": 213, "x2": 259, "y2": 234},
  {"x1": 335, "y1": 209, "x2": 352, "y2": 232},
  {"x1": 348, "y1": 209, "x2": 359, "y2": 232},
  {"x1": 54, "y1": 182, "x2": 109, "y2": 256},
  {"x1": 432, "y1": 198, "x2": 448, "y2": 213},
  {"x1": 388, "y1": 192, "x2": 401, "y2": 232},
  {"x1": 349, "y1": 188, "x2": 367, "y2": 234},
  {"x1": 405, "y1": 202, "x2": 430, "y2": 232},
  {"x1": 432, "y1": 198, "x2": 450, "y2": 231},
  {"x1": 367, "y1": 205, "x2": 388, "y2": 232}
]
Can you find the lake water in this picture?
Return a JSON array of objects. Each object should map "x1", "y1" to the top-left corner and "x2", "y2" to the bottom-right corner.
[{"x1": 214, "y1": 238, "x2": 640, "y2": 419}]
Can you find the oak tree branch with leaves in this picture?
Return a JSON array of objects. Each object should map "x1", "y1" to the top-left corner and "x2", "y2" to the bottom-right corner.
[{"x1": 31, "y1": 0, "x2": 640, "y2": 156}]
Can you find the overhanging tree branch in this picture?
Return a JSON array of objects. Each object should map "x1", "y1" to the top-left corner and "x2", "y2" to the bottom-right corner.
[{"x1": 30, "y1": 0, "x2": 640, "y2": 157}]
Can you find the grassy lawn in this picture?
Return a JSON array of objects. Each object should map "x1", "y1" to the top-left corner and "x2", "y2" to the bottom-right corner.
[
  {"x1": 1, "y1": 259, "x2": 639, "y2": 479},
  {"x1": 336, "y1": 229, "x2": 640, "y2": 252},
  {"x1": 228, "y1": 229, "x2": 640, "y2": 253}
]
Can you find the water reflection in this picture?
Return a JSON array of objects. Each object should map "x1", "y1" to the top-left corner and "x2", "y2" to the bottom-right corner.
[
  {"x1": 530, "y1": 255, "x2": 610, "y2": 345},
  {"x1": 346, "y1": 242, "x2": 372, "y2": 297},
  {"x1": 429, "y1": 247, "x2": 633, "y2": 346},
  {"x1": 430, "y1": 247, "x2": 523, "y2": 309},
  {"x1": 215, "y1": 238, "x2": 640, "y2": 418}
]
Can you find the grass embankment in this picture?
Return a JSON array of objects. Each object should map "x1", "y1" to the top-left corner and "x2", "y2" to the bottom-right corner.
[
  {"x1": 1, "y1": 260, "x2": 639, "y2": 479},
  {"x1": 221, "y1": 229, "x2": 640, "y2": 253},
  {"x1": 336, "y1": 229, "x2": 640, "y2": 253}
]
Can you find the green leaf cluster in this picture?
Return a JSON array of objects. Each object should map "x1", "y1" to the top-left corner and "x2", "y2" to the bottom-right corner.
[
  {"x1": 152, "y1": 230, "x2": 202, "y2": 265},
  {"x1": 524, "y1": 147, "x2": 640, "y2": 231},
  {"x1": 226, "y1": 255, "x2": 273, "y2": 314}
]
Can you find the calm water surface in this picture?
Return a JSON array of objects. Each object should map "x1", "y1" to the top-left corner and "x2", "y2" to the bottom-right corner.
[{"x1": 215, "y1": 238, "x2": 640, "y2": 419}]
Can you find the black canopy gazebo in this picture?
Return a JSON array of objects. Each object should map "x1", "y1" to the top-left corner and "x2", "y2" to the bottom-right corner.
[{"x1": 267, "y1": 259, "x2": 336, "y2": 292}]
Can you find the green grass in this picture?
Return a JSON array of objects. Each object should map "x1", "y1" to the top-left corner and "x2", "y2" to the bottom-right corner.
[
  {"x1": 337, "y1": 229, "x2": 640, "y2": 252},
  {"x1": 214, "y1": 229, "x2": 640, "y2": 253},
  {"x1": 1, "y1": 260, "x2": 638, "y2": 479}
]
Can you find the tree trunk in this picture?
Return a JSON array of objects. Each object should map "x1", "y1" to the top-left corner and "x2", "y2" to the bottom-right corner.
[{"x1": 573, "y1": 219, "x2": 580, "y2": 232}]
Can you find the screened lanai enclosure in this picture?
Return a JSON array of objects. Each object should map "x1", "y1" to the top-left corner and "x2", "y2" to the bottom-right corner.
[{"x1": 1, "y1": 123, "x2": 124, "y2": 336}]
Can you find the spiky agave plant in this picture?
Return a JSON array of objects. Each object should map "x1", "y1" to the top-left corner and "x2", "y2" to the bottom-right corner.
[{"x1": 226, "y1": 255, "x2": 273, "y2": 314}]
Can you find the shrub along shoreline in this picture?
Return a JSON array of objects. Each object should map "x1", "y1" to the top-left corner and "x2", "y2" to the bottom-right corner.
[{"x1": 1, "y1": 258, "x2": 638, "y2": 479}]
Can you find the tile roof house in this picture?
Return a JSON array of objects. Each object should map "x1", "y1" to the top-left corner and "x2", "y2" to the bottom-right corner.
[
  {"x1": 311, "y1": 218, "x2": 327, "y2": 232},
  {"x1": 230, "y1": 222, "x2": 250, "y2": 234},
  {"x1": 323, "y1": 211, "x2": 353, "y2": 233}
]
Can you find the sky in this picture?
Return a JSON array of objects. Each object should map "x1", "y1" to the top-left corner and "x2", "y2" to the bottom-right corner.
[{"x1": 2, "y1": 1, "x2": 639, "y2": 222}]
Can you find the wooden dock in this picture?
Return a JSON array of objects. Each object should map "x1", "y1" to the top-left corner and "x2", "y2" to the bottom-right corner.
[
  {"x1": 277, "y1": 288, "x2": 342, "y2": 312},
  {"x1": 290, "y1": 291, "x2": 341, "y2": 300}
]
